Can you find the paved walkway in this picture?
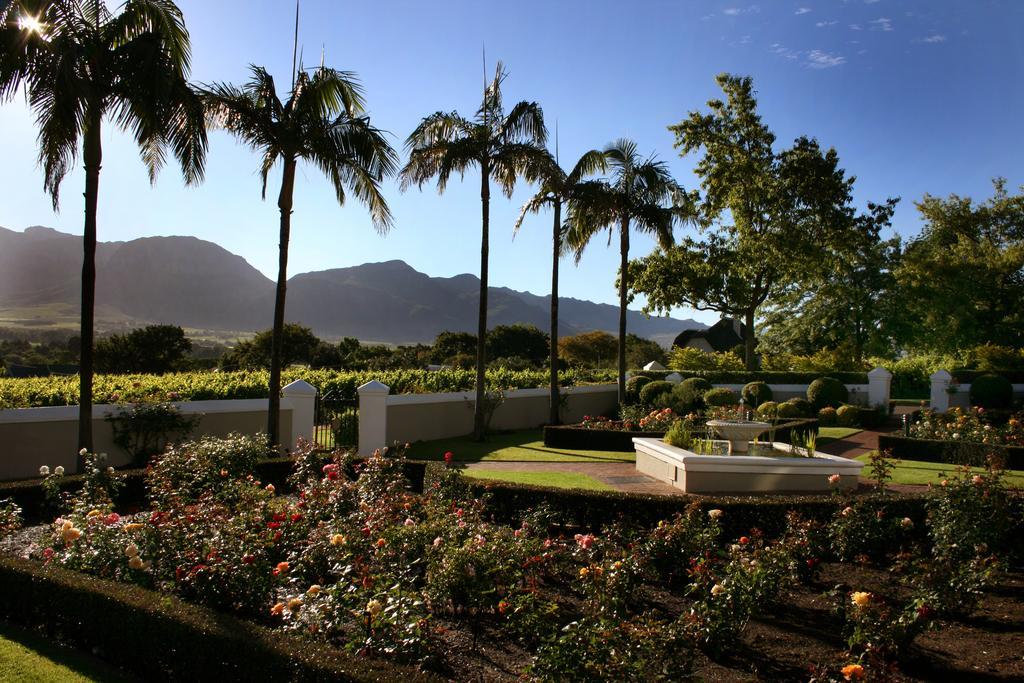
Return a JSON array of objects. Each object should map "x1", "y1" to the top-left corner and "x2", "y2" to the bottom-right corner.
[{"x1": 464, "y1": 426, "x2": 901, "y2": 496}]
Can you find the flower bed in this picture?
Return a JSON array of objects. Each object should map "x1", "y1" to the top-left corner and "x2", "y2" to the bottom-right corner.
[
  {"x1": 2, "y1": 435, "x2": 1021, "y2": 680},
  {"x1": 909, "y1": 407, "x2": 1024, "y2": 447}
]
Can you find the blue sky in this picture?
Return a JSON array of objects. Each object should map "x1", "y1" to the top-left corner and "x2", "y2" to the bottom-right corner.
[{"x1": 1, "y1": 0, "x2": 1021, "y2": 326}]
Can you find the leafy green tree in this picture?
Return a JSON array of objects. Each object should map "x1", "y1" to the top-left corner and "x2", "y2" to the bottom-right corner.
[
  {"x1": 893, "y1": 180, "x2": 1024, "y2": 353},
  {"x1": 566, "y1": 139, "x2": 685, "y2": 402},
  {"x1": 486, "y1": 324, "x2": 549, "y2": 366},
  {"x1": 558, "y1": 330, "x2": 618, "y2": 368},
  {"x1": 431, "y1": 331, "x2": 477, "y2": 364},
  {"x1": 95, "y1": 325, "x2": 192, "y2": 374},
  {"x1": 200, "y1": 65, "x2": 396, "y2": 448},
  {"x1": 1, "y1": 0, "x2": 208, "y2": 451},
  {"x1": 625, "y1": 334, "x2": 666, "y2": 370},
  {"x1": 516, "y1": 147, "x2": 607, "y2": 423},
  {"x1": 222, "y1": 323, "x2": 321, "y2": 370},
  {"x1": 758, "y1": 199, "x2": 901, "y2": 363},
  {"x1": 401, "y1": 62, "x2": 548, "y2": 439},
  {"x1": 631, "y1": 74, "x2": 886, "y2": 370}
]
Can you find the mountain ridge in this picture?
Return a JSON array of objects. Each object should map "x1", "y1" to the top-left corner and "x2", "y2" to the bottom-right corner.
[{"x1": 0, "y1": 226, "x2": 704, "y2": 345}]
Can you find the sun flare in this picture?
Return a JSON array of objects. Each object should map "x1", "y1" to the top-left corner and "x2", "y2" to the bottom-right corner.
[{"x1": 17, "y1": 13, "x2": 46, "y2": 35}]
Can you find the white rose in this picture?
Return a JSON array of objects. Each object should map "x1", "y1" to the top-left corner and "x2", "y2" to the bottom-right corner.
[
  {"x1": 39, "y1": 466, "x2": 50, "y2": 476},
  {"x1": 53, "y1": 466, "x2": 65, "y2": 476},
  {"x1": 79, "y1": 448, "x2": 88, "y2": 456},
  {"x1": 707, "y1": 509, "x2": 723, "y2": 520}
]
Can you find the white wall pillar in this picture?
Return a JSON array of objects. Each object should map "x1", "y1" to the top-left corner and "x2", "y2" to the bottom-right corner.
[
  {"x1": 929, "y1": 370, "x2": 952, "y2": 413},
  {"x1": 357, "y1": 380, "x2": 390, "y2": 456},
  {"x1": 281, "y1": 379, "x2": 317, "y2": 450},
  {"x1": 867, "y1": 367, "x2": 892, "y2": 410}
]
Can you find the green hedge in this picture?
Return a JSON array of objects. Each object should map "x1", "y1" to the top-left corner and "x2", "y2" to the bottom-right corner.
[
  {"x1": 643, "y1": 370, "x2": 869, "y2": 384},
  {"x1": 951, "y1": 369, "x2": 1024, "y2": 384},
  {"x1": 0, "y1": 556, "x2": 437, "y2": 682},
  {"x1": 877, "y1": 434, "x2": 1024, "y2": 470},
  {"x1": 430, "y1": 466, "x2": 931, "y2": 537}
]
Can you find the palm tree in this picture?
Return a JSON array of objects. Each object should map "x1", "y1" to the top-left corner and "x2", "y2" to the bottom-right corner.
[
  {"x1": 0, "y1": 0, "x2": 207, "y2": 455},
  {"x1": 401, "y1": 62, "x2": 548, "y2": 440},
  {"x1": 515, "y1": 147, "x2": 607, "y2": 424},
  {"x1": 566, "y1": 139, "x2": 683, "y2": 404},
  {"x1": 199, "y1": 65, "x2": 397, "y2": 450}
]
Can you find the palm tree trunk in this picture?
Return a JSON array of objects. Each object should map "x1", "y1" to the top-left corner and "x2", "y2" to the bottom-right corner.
[
  {"x1": 744, "y1": 308, "x2": 757, "y2": 370},
  {"x1": 617, "y1": 217, "x2": 630, "y2": 404},
  {"x1": 549, "y1": 201, "x2": 561, "y2": 425},
  {"x1": 473, "y1": 160, "x2": 490, "y2": 440},
  {"x1": 268, "y1": 157, "x2": 297, "y2": 449},
  {"x1": 77, "y1": 107, "x2": 102, "y2": 464}
]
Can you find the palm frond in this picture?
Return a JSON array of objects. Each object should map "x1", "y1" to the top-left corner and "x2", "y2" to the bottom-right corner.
[
  {"x1": 565, "y1": 149, "x2": 608, "y2": 186},
  {"x1": 499, "y1": 100, "x2": 547, "y2": 145},
  {"x1": 490, "y1": 141, "x2": 549, "y2": 197}
]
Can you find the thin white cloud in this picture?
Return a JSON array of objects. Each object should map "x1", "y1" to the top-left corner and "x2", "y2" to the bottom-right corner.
[
  {"x1": 870, "y1": 17, "x2": 894, "y2": 31},
  {"x1": 849, "y1": 23, "x2": 862, "y2": 30},
  {"x1": 806, "y1": 49, "x2": 847, "y2": 68},
  {"x1": 795, "y1": 7, "x2": 812, "y2": 15},
  {"x1": 918, "y1": 34, "x2": 946, "y2": 43},
  {"x1": 723, "y1": 5, "x2": 760, "y2": 16},
  {"x1": 816, "y1": 20, "x2": 839, "y2": 27},
  {"x1": 769, "y1": 44, "x2": 846, "y2": 69},
  {"x1": 865, "y1": 0, "x2": 881, "y2": 4}
]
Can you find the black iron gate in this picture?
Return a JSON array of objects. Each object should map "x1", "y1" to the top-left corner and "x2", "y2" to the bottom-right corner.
[{"x1": 314, "y1": 390, "x2": 358, "y2": 450}]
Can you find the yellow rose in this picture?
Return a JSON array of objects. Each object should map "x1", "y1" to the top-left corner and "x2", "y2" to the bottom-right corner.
[
  {"x1": 287, "y1": 597, "x2": 303, "y2": 612},
  {"x1": 270, "y1": 602, "x2": 285, "y2": 616},
  {"x1": 851, "y1": 591, "x2": 871, "y2": 607},
  {"x1": 307, "y1": 584, "x2": 321, "y2": 596},
  {"x1": 366, "y1": 599, "x2": 383, "y2": 616},
  {"x1": 61, "y1": 527, "x2": 82, "y2": 543},
  {"x1": 330, "y1": 534, "x2": 346, "y2": 547},
  {"x1": 128, "y1": 555, "x2": 144, "y2": 570},
  {"x1": 123, "y1": 523, "x2": 144, "y2": 532},
  {"x1": 86, "y1": 510, "x2": 102, "y2": 518},
  {"x1": 124, "y1": 544, "x2": 139, "y2": 557},
  {"x1": 711, "y1": 583, "x2": 726, "y2": 596},
  {"x1": 578, "y1": 567, "x2": 590, "y2": 579}
]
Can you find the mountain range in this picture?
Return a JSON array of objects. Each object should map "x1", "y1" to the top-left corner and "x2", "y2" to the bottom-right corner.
[{"x1": 0, "y1": 226, "x2": 703, "y2": 346}]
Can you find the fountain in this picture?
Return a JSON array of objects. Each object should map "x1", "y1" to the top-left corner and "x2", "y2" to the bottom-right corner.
[{"x1": 704, "y1": 399, "x2": 770, "y2": 454}]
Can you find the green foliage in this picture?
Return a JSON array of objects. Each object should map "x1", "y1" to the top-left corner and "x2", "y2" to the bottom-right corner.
[
  {"x1": 703, "y1": 387, "x2": 738, "y2": 407},
  {"x1": 624, "y1": 375, "x2": 652, "y2": 404},
  {"x1": 558, "y1": 331, "x2": 618, "y2": 369},
  {"x1": 658, "y1": 380, "x2": 705, "y2": 414},
  {"x1": 106, "y1": 401, "x2": 199, "y2": 466},
  {"x1": 431, "y1": 331, "x2": 477, "y2": 364},
  {"x1": 221, "y1": 324, "x2": 322, "y2": 370},
  {"x1": 969, "y1": 373, "x2": 1014, "y2": 409},
  {"x1": 828, "y1": 503, "x2": 913, "y2": 564},
  {"x1": 663, "y1": 420, "x2": 693, "y2": 449},
  {"x1": 836, "y1": 404, "x2": 858, "y2": 427},
  {"x1": 625, "y1": 334, "x2": 667, "y2": 371},
  {"x1": 486, "y1": 324, "x2": 550, "y2": 366},
  {"x1": 741, "y1": 381, "x2": 772, "y2": 407},
  {"x1": 0, "y1": 498, "x2": 22, "y2": 538},
  {"x1": 667, "y1": 347, "x2": 744, "y2": 371},
  {"x1": 757, "y1": 401, "x2": 778, "y2": 418},
  {"x1": 95, "y1": 325, "x2": 192, "y2": 375},
  {"x1": 638, "y1": 380, "x2": 673, "y2": 405},
  {"x1": 807, "y1": 377, "x2": 850, "y2": 410},
  {"x1": 818, "y1": 407, "x2": 837, "y2": 426},
  {"x1": 145, "y1": 434, "x2": 270, "y2": 508}
]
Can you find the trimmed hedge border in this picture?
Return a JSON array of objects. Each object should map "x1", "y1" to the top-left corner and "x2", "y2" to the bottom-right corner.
[
  {"x1": 951, "y1": 369, "x2": 1024, "y2": 383},
  {"x1": 542, "y1": 418, "x2": 819, "y2": 452},
  {"x1": 0, "y1": 556, "x2": 437, "y2": 682},
  {"x1": 877, "y1": 434, "x2": 1024, "y2": 470},
  {"x1": 635, "y1": 370, "x2": 870, "y2": 384},
  {"x1": 454, "y1": 476, "x2": 932, "y2": 537}
]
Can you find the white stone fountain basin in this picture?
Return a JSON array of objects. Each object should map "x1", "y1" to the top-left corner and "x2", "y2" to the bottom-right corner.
[
  {"x1": 705, "y1": 419, "x2": 772, "y2": 454},
  {"x1": 633, "y1": 437, "x2": 863, "y2": 494}
]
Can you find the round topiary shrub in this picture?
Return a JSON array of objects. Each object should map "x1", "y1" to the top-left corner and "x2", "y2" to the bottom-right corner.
[
  {"x1": 807, "y1": 377, "x2": 849, "y2": 410},
  {"x1": 836, "y1": 404, "x2": 859, "y2": 427},
  {"x1": 818, "y1": 406, "x2": 837, "y2": 426},
  {"x1": 625, "y1": 375, "x2": 652, "y2": 404},
  {"x1": 783, "y1": 397, "x2": 814, "y2": 417},
  {"x1": 703, "y1": 387, "x2": 738, "y2": 407},
  {"x1": 741, "y1": 381, "x2": 773, "y2": 408},
  {"x1": 756, "y1": 401, "x2": 778, "y2": 418},
  {"x1": 639, "y1": 380, "x2": 674, "y2": 406},
  {"x1": 969, "y1": 373, "x2": 1014, "y2": 410},
  {"x1": 664, "y1": 381, "x2": 704, "y2": 414},
  {"x1": 776, "y1": 401, "x2": 802, "y2": 419},
  {"x1": 680, "y1": 377, "x2": 713, "y2": 395},
  {"x1": 663, "y1": 419, "x2": 692, "y2": 449}
]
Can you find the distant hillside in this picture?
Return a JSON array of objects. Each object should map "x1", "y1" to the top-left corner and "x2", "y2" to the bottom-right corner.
[{"x1": 0, "y1": 226, "x2": 703, "y2": 344}]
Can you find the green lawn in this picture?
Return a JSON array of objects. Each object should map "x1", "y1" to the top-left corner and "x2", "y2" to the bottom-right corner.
[
  {"x1": 461, "y1": 468, "x2": 614, "y2": 491},
  {"x1": 406, "y1": 429, "x2": 636, "y2": 463},
  {"x1": 0, "y1": 624, "x2": 135, "y2": 683},
  {"x1": 854, "y1": 453, "x2": 1024, "y2": 488},
  {"x1": 815, "y1": 427, "x2": 862, "y2": 448}
]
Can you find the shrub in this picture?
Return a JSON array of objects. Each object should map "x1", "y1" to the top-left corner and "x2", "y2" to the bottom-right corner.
[
  {"x1": 624, "y1": 375, "x2": 652, "y2": 404},
  {"x1": 680, "y1": 376, "x2": 713, "y2": 395},
  {"x1": 969, "y1": 373, "x2": 1014, "y2": 410},
  {"x1": 655, "y1": 381, "x2": 703, "y2": 415},
  {"x1": 638, "y1": 380, "x2": 673, "y2": 406},
  {"x1": 776, "y1": 401, "x2": 801, "y2": 419},
  {"x1": 667, "y1": 346, "x2": 744, "y2": 371},
  {"x1": 106, "y1": 401, "x2": 199, "y2": 466},
  {"x1": 807, "y1": 377, "x2": 849, "y2": 410},
  {"x1": 0, "y1": 498, "x2": 22, "y2": 537},
  {"x1": 818, "y1": 407, "x2": 837, "y2": 427},
  {"x1": 146, "y1": 434, "x2": 270, "y2": 508},
  {"x1": 663, "y1": 420, "x2": 693, "y2": 449},
  {"x1": 756, "y1": 401, "x2": 778, "y2": 419},
  {"x1": 703, "y1": 387, "x2": 738, "y2": 408},
  {"x1": 741, "y1": 381, "x2": 773, "y2": 408},
  {"x1": 836, "y1": 404, "x2": 858, "y2": 427}
]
